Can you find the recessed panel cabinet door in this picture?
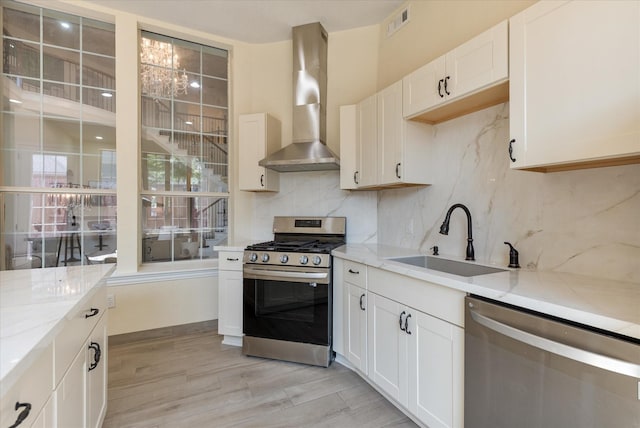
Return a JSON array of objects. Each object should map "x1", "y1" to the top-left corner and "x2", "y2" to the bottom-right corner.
[
  {"x1": 56, "y1": 347, "x2": 86, "y2": 428},
  {"x1": 403, "y1": 56, "x2": 446, "y2": 118},
  {"x1": 345, "y1": 283, "x2": 367, "y2": 373},
  {"x1": 378, "y1": 81, "x2": 403, "y2": 186},
  {"x1": 445, "y1": 20, "x2": 508, "y2": 101},
  {"x1": 408, "y1": 311, "x2": 464, "y2": 428},
  {"x1": 239, "y1": 113, "x2": 280, "y2": 191},
  {"x1": 510, "y1": 0, "x2": 640, "y2": 170},
  {"x1": 358, "y1": 94, "x2": 378, "y2": 187},
  {"x1": 87, "y1": 314, "x2": 108, "y2": 428},
  {"x1": 367, "y1": 292, "x2": 409, "y2": 407}
]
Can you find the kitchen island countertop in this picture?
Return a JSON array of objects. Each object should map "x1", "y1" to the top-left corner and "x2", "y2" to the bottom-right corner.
[
  {"x1": 333, "y1": 244, "x2": 639, "y2": 340},
  {"x1": 0, "y1": 264, "x2": 115, "y2": 396}
]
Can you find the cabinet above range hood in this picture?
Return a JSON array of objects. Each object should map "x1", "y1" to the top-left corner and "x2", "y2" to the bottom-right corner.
[{"x1": 259, "y1": 22, "x2": 340, "y2": 172}]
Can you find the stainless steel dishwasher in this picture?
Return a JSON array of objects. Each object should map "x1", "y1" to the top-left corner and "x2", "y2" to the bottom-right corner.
[{"x1": 465, "y1": 295, "x2": 640, "y2": 428}]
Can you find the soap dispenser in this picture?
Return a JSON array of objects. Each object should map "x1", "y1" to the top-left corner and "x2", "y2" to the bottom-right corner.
[{"x1": 504, "y1": 242, "x2": 520, "y2": 268}]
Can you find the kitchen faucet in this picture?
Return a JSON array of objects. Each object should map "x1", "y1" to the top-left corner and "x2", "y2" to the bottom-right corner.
[{"x1": 439, "y1": 203, "x2": 475, "y2": 261}]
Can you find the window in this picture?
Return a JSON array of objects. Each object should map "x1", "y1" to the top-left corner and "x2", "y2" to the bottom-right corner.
[
  {"x1": 1, "y1": 1, "x2": 116, "y2": 270},
  {"x1": 140, "y1": 31, "x2": 228, "y2": 263}
]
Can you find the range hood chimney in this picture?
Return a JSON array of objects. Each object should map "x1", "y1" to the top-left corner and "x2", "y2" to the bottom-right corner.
[{"x1": 259, "y1": 22, "x2": 340, "y2": 172}]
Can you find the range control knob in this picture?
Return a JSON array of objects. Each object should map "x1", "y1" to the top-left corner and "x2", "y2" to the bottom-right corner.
[
  {"x1": 299, "y1": 255, "x2": 309, "y2": 265},
  {"x1": 261, "y1": 253, "x2": 270, "y2": 262},
  {"x1": 280, "y1": 254, "x2": 289, "y2": 264},
  {"x1": 312, "y1": 255, "x2": 322, "y2": 265},
  {"x1": 249, "y1": 253, "x2": 258, "y2": 262}
]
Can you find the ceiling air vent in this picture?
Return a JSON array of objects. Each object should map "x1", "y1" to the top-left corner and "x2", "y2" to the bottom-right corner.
[{"x1": 386, "y1": 6, "x2": 410, "y2": 38}]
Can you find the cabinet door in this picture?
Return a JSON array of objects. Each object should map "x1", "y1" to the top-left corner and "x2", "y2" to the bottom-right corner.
[
  {"x1": 86, "y1": 314, "x2": 108, "y2": 428},
  {"x1": 56, "y1": 347, "x2": 86, "y2": 428},
  {"x1": 239, "y1": 113, "x2": 280, "y2": 191},
  {"x1": 339, "y1": 105, "x2": 359, "y2": 190},
  {"x1": 218, "y1": 269, "x2": 244, "y2": 338},
  {"x1": 510, "y1": 0, "x2": 640, "y2": 170},
  {"x1": 409, "y1": 311, "x2": 464, "y2": 428},
  {"x1": 344, "y1": 283, "x2": 367, "y2": 373},
  {"x1": 357, "y1": 94, "x2": 378, "y2": 187},
  {"x1": 367, "y1": 293, "x2": 409, "y2": 407},
  {"x1": 445, "y1": 20, "x2": 508, "y2": 101},
  {"x1": 0, "y1": 344, "x2": 53, "y2": 428},
  {"x1": 403, "y1": 56, "x2": 446, "y2": 118},
  {"x1": 378, "y1": 81, "x2": 403, "y2": 185},
  {"x1": 30, "y1": 396, "x2": 55, "y2": 428}
]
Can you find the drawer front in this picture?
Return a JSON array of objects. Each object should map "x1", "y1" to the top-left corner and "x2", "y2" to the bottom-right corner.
[
  {"x1": 0, "y1": 343, "x2": 53, "y2": 428},
  {"x1": 219, "y1": 251, "x2": 243, "y2": 271},
  {"x1": 343, "y1": 260, "x2": 366, "y2": 288},
  {"x1": 54, "y1": 286, "x2": 106, "y2": 386},
  {"x1": 368, "y1": 267, "x2": 465, "y2": 327}
]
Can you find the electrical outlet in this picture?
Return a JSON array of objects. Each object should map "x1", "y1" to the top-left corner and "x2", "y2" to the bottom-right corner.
[{"x1": 107, "y1": 294, "x2": 115, "y2": 308}]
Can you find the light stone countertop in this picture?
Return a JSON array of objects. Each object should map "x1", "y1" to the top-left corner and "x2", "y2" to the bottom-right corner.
[
  {"x1": 0, "y1": 264, "x2": 115, "y2": 396},
  {"x1": 333, "y1": 244, "x2": 640, "y2": 340}
]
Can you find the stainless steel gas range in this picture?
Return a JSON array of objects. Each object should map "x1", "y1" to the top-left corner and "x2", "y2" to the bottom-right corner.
[{"x1": 242, "y1": 216, "x2": 346, "y2": 367}]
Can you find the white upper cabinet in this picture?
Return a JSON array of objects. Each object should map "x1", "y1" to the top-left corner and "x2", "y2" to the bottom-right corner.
[
  {"x1": 378, "y1": 81, "x2": 432, "y2": 187},
  {"x1": 358, "y1": 94, "x2": 379, "y2": 188},
  {"x1": 403, "y1": 20, "x2": 509, "y2": 124},
  {"x1": 239, "y1": 113, "x2": 281, "y2": 191},
  {"x1": 509, "y1": 0, "x2": 640, "y2": 171},
  {"x1": 339, "y1": 82, "x2": 432, "y2": 190},
  {"x1": 339, "y1": 105, "x2": 359, "y2": 190}
]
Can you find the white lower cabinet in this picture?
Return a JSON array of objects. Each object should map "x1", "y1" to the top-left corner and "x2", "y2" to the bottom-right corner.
[
  {"x1": 30, "y1": 396, "x2": 55, "y2": 428},
  {"x1": 217, "y1": 249, "x2": 244, "y2": 346},
  {"x1": 86, "y1": 314, "x2": 108, "y2": 428},
  {"x1": 56, "y1": 346, "x2": 86, "y2": 428},
  {"x1": 367, "y1": 292, "x2": 410, "y2": 407},
  {"x1": 56, "y1": 308, "x2": 108, "y2": 428},
  {"x1": 344, "y1": 282, "x2": 368, "y2": 374},
  {"x1": 334, "y1": 258, "x2": 465, "y2": 428},
  {"x1": 409, "y1": 310, "x2": 464, "y2": 428}
]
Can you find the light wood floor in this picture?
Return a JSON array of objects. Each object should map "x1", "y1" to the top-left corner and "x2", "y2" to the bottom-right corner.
[{"x1": 104, "y1": 323, "x2": 417, "y2": 428}]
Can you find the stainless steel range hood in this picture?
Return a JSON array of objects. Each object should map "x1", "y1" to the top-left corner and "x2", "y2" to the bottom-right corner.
[{"x1": 259, "y1": 22, "x2": 340, "y2": 172}]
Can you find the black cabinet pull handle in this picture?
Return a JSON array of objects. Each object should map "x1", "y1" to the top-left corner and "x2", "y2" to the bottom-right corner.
[
  {"x1": 437, "y1": 79, "x2": 444, "y2": 98},
  {"x1": 9, "y1": 402, "x2": 32, "y2": 428},
  {"x1": 348, "y1": 269, "x2": 359, "y2": 274},
  {"x1": 353, "y1": 171, "x2": 359, "y2": 185},
  {"x1": 399, "y1": 311, "x2": 406, "y2": 331},
  {"x1": 359, "y1": 293, "x2": 365, "y2": 311},
  {"x1": 404, "y1": 313, "x2": 412, "y2": 335},
  {"x1": 88, "y1": 342, "x2": 101, "y2": 371},
  {"x1": 226, "y1": 257, "x2": 239, "y2": 261},
  {"x1": 395, "y1": 163, "x2": 401, "y2": 179},
  {"x1": 260, "y1": 174, "x2": 264, "y2": 187},
  {"x1": 444, "y1": 76, "x2": 451, "y2": 95},
  {"x1": 508, "y1": 139, "x2": 516, "y2": 162},
  {"x1": 85, "y1": 307, "x2": 99, "y2": 318}
]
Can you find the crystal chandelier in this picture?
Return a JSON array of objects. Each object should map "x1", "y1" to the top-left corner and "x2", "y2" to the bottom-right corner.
[{"x1": 140, "y1": 37, "x2": 188, "y2": 98}]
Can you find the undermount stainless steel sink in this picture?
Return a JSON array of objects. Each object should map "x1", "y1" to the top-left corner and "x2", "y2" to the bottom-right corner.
[{"x1": 388, "y1": 255, "x2": 507, "y2": 277}]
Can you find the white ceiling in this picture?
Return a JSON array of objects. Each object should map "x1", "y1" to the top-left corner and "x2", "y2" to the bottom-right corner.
[{"x1": 88, "y1": 0, "x2": 404, "y2": 43}]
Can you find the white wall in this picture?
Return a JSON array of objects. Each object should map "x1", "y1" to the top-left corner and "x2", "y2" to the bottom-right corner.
[{"x1": 107, "y1": 275, "x2": 218, "y2": 335}]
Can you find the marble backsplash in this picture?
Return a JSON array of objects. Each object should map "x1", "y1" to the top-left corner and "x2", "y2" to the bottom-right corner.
[
  {"x1": 251, "y1": 170, "x2": 378, "y2": 244},
  {"x1": 378, "y1": 103, "x2": 640, "y2": 283}
]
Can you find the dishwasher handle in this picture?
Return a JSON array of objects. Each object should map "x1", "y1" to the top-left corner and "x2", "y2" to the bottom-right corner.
[{"x1": 469, "y1": 308, "x2": 640, "y2": 378}]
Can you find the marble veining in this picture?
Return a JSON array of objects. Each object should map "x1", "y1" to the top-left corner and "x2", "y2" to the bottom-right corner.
[
  {"x1": 252, "y1": 170, "x2": 378, "y2": 244},
  {"x1": 0, "y1": 264, "x2": 114, "y2": 396},
  {"x1": 334, "y1": 244, "x2": 640, "y2": 340},
  {"x1": 378, "y1": 103, "x2": 640, "y2": 283}
]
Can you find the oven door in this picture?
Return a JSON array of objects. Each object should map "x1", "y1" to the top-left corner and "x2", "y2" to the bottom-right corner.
[{"x1": 243, "y1": 265, "x2": 331, "y2": 346}]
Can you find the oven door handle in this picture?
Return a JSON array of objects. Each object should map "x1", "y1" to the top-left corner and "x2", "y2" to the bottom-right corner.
[
  {"x1": 243, "y1": 267, "x2": 329, "y2": 283},
  {"x1": 469, "y1": 309, "x2": 640, "y2": 378}
]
